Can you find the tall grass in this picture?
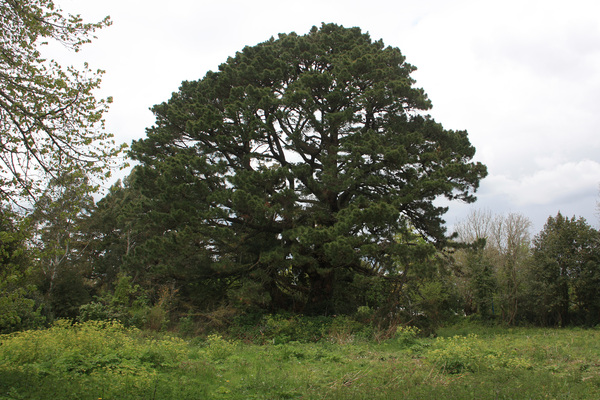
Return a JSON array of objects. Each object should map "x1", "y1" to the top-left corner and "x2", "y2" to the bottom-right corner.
[{"x1": 1, "y1": 320, "x2": 599, "y2": 399}]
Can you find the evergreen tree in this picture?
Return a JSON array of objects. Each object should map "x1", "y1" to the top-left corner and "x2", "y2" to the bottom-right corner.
[
  {"x1": 530, "y1": 213, "x2": 600, "y2": 326},
  {"x1": 86, "y1": 173, "x2": 230, "y2": 313},
  {"x1": 129, "y1": 24, "x2": 487, "y2": 314},
  {"x1": 85, "y1": 176, "x2": 145, "y2": 288}
]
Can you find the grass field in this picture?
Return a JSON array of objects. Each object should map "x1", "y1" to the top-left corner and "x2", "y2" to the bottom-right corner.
[{"x1": 1, "y1": 320, "x2": 599, "y2": 399}]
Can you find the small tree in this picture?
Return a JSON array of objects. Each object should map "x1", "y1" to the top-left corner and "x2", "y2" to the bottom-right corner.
[
  {"x1": 453, "y1": 209, "x2": 532, "y2": 323},
  {"x1": 31, "y1": 171, "x2": 96, "y2": 318},
  {"x1": 493, "y1": 212, "x2": 531, "y2": 324}
]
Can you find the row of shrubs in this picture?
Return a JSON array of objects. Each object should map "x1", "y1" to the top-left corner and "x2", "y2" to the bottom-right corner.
[{"x1": 78, "y1": 301, "x2": 402, "y2": 345}]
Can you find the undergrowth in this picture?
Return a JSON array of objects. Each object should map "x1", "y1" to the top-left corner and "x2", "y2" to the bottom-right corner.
[{"x1": 1, "y1": 320, "x2": 599, "y2": 399}]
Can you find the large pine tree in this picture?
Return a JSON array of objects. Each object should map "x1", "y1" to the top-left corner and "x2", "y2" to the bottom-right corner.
[{"x1": 129, "y1": 24, "x2": 487, "y2": 313}]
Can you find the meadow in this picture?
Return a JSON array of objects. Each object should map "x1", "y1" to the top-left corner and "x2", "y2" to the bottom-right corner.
[{"x1": 1, "y1": 319, "x2": 599, "y2": 399}]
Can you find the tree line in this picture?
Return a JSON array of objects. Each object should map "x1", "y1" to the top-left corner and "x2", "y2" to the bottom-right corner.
[
  {"x1": 1, "y1": 2, "x2": 598, "y2": 334},
  {"x1": 2, "y1": 176, "x2": 599, "y2": 334}
]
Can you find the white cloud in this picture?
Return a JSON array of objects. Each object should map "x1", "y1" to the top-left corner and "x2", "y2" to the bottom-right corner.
[
  {"x1": 46, "y1": 0, "x2": 600, "y2": 231},
  {"x1": 483, "y1": 159, "x2": 600, "y2": 206}
]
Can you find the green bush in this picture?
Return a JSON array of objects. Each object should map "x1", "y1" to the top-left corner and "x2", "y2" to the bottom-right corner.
[
  {"x1": 225, "y1": 312, "x2": 376, "y2": 344},
  {"x1": 0, "y1": 287, "x2": 45, "y2": 333},
  {"x1": 426, "y1": 333, "x2": 533, "y2": 374},
  {"x1": 77, "y1": 274, "x2": 154, "y2": 328},
  {"x1": 0, "y1": 319, "x2": 187, "y2": 375},
  {"x1": 262, "y1": 314, "x2": 329, "y2": 344},
  {"x1": 78, "y1": 301, "x2": 118, "y2": 322},
  {"x1": 204, "y1": 334, "x2": 239, "y2": 361},
  {"x1": 394, "y1": 325, "x2": 421, "y2": 347}
]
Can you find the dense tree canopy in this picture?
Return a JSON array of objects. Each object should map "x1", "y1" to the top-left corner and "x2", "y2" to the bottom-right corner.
[
  {"x1": 530, "y1": 213, "x2": 600, "y2": 326},
  {"x1": 0, "y1": 0, "x2": 123, "y2": 202},
  {"x1": 0, "y1": 207, "x2": 43, "y2": 332},
  {"x1": 129, "y1": 24, "x2": 487, "y2": 313}
]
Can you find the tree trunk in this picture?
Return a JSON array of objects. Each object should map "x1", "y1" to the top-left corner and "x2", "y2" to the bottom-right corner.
[{"x1": 304, "y1": 269, "x2": 335, "y2": 315}]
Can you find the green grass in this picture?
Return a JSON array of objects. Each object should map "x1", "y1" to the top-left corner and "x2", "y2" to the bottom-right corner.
[{"x1": 1, "y1": 320, "x2": 599, "y2": 399}]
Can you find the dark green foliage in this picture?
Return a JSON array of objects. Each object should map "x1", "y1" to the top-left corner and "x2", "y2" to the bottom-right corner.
[
  {"x1": 528, "y1": 213, "x2": 600, "y2": 326},
  {"x1": 78, "y1": 273, "x2": 151, "y2": 328},
  {"x1": 127, "y1": 23, "x2": 487, "y2": 315},
  {"x1": 465, "y1": 246, "x2": 497, "y2": 320},
  {"x1": 227, "y1": 313, "x2": 373, "y2": 344},
  {"x1": 0, "y1": 208, "x2": 45, "y2": 333},
  {"x1": 88, "y1": 174, "x2": 233, "y2": 312},
  {"x1": 44, "y1": 268, "x2": 91, "y2": 319},
  {"x1": 84, "y1": 177, "x2": 145, "y2": 288},
  {"x1": 330, "y1": 270, "x2": 393, "y2": 316}
]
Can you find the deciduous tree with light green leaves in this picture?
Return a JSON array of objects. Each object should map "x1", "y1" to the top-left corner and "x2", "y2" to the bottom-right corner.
[
  {"x1": 31, "y1": 171, "x2": 96, "y2": 318},
  {"x1": 0, "y1": 207, "x2": 44, "y2": 333},
  {"x1": 129, "y1": 24, "x2": 487, "y2": 314},
  {"x1": 0, "y1": 0, "x2": 124, "y2": 203}
]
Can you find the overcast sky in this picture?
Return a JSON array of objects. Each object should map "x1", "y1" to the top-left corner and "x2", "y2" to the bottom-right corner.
[{"x1": 53, "y1": 0, "x2": 600, "y2": 234}]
